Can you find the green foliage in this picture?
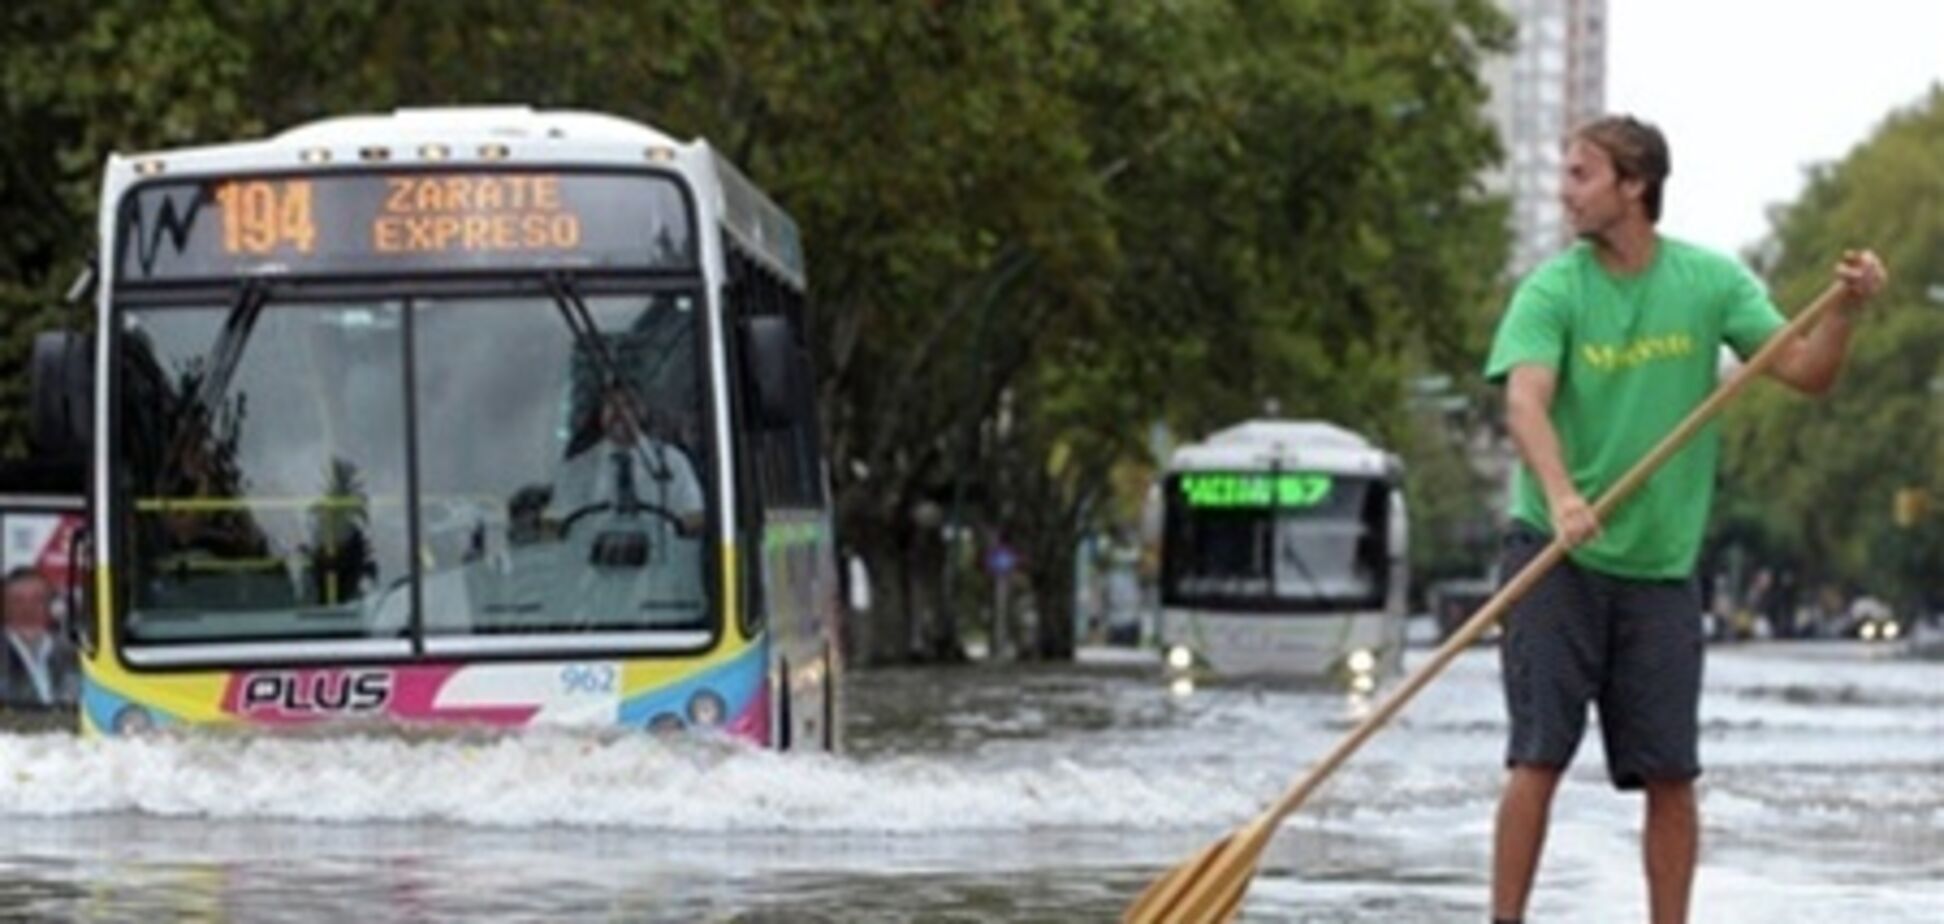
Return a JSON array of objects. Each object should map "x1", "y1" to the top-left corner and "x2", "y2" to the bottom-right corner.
[
  {"x1": 1719, "y1": 87, "x2": 1944, "y2": 608},
  {"x1": 1401, "y1": 410, "x2": 1497, "y2": 587},
  {"x1": 996, "y1": 1, "x2": 1512, "y2": 654}
]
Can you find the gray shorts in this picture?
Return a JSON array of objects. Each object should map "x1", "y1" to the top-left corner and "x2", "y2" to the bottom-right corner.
[{"x1": 1498, "y1": 521, "x2": 1705, "y2": 790}]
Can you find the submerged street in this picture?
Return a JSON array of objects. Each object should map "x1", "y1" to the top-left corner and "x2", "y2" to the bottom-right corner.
[{"x1": 0, "y1": 638, "x2": 1938, "y2": 922}]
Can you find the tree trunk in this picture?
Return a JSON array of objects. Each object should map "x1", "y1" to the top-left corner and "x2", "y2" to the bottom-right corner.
[
  {"x1": 1029, "y1": 537, "x2": 1077, "y2": 661},
  {"x1": 902, "y1": 520, "x2": 946, "y2": 661}
]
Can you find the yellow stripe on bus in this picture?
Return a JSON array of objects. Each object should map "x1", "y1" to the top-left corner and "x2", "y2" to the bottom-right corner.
[
  {"x1": 83, "y1": 564, "x2": 236, "y2": 732},
  {"x1": 620, "y1": 541, "x2": 747, "y2": 697}
]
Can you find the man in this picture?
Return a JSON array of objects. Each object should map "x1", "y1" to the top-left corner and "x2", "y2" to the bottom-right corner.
[
  {"x1": 3, "y1": 567, "x2": 79, "y2": 708},
  {"x1": 548, "y1": 384, "x2": 705, "y2": 537},
  {"x1": 541, "y1": 385, "x2": 710, "y2": 631},
  {"x1": 1484, "y1": 115, "x2": 1885, "y2": 924}
]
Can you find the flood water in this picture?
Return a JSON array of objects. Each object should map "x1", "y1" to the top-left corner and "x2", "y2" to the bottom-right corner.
[{"x1": 0, "y1": 637, "x2": 1938, "y2": 921}]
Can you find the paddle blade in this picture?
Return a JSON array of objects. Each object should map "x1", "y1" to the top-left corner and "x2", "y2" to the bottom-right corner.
[{"x1": 1122, "y1": 828, "x2": 1263, "y2": 924}]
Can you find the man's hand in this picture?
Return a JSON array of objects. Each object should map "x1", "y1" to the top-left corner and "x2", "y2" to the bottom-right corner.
[
  {"x1": 1835, "y1": 249, "x2": 1888, "y2": 308},
  {"x1": 1548, "y1": 489, "x2": 1602, "y2": 548}
]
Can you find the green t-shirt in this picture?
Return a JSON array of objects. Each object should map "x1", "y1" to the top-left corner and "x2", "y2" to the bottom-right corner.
[{"x1": 1484, "y1": 237, "x2": 1786, "y2": 579}]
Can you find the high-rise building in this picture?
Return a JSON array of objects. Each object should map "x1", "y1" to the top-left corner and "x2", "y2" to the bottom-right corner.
[
  {"x1": 1483, "y1": 0, "x2": 1608, "y2": 278},
  {"x1": 1434, "y1": 2, "x2": 1609, "y2": 552}
]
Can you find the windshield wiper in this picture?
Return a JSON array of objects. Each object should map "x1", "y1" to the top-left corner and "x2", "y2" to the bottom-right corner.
[
  {"x1": 1267, "y1": 466, "x2": 1330, "y2": 605},
  {"x1": 161, "y1": 280, "x2": 267, "y2": 477},
  {"x1": 541, "y1": 273, "x2": 674, "y2": 489},
  {"x1": 1273, "y1": 527, "x2": 1332, "y2": 605}
]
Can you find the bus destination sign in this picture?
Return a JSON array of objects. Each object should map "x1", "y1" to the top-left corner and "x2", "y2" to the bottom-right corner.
[
  {"x1": 1178, "y1": 473, "x2": 1334, "y2": 509},
  {"x1": 117, "y1": 170, "x2": 696, "y2": 282}
]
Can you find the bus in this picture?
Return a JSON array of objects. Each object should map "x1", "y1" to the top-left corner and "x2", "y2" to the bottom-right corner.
[
  {"x1": 30, "y1": 107, "x2": 840, "y2": 748},
  {"x1": 1154, "y1": 420, "x2": 1407, "y2": 688}
]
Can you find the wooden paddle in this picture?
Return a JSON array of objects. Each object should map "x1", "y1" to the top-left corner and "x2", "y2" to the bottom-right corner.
[{"x1": 1124, "y1": 281, "x2": 1852, "y2": 923}]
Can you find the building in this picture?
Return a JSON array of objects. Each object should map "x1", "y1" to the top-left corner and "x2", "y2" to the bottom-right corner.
[
  {"x1": 1483, "y1": 0, "x2": 1608, "y2": 278},
  {"x1": 1405, "y1": 1, "x2": 1610, "y2": 563}
]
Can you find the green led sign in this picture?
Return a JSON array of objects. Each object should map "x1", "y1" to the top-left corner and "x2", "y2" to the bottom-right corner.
[{"x1": 1179, "y1": 473, "x2": 1333, "y2": 509}]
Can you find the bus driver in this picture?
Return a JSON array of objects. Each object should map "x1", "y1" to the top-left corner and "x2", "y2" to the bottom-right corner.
[{"x1": 548, "y1": 384, "x2": 705, "y2": 562}]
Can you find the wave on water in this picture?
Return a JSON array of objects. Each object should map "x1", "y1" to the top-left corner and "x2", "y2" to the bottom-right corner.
[{"x1": 0, "y1": 730, "x2": 1267, "y2": 833}]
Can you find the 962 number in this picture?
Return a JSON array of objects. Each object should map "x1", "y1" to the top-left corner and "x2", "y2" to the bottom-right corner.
[{"x1": 559, "y1": 663, "x2": 617, "y2": 695}]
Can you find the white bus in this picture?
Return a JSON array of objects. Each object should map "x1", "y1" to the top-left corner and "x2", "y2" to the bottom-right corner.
[
  {"x1": 1155, "y1": 420, "x2": 1407, "y2": 688},
  {"x1": 32, "y1": 107, "x2": 841, "y2": 747}
]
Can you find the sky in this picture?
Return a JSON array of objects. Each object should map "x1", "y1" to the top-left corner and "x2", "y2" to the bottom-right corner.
[{"x1": 1604, "y1": 0, "x2": 1944, "y2": 255}]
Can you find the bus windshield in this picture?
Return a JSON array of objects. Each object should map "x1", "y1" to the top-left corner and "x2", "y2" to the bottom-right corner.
[
  {"x1": 1162, "y1": 472, "x2": 1384, "y2": 610},
  {"x1": 114, "y1": 287, "x2": 711, "y2": 660}
]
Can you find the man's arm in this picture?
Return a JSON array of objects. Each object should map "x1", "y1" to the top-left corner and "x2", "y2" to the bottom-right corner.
[
  {"x1": 656, "y1": 441, "x2": 708, "y2": 537},
  {"x1": 1762, "y1": 250, "x2": 1887, "y2": 395},
  {"x1": 1763, "y1": 307, "x2": 1857, "y2": 396},
  {"x1": 1505, "y1": 364, "x2": 1601, "y2": 546}
]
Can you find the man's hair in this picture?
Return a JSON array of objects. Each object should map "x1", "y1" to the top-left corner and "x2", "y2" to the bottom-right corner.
[
  {"x1": 4, "y1": 567, "x2": 53, "y2": 614},
  {"x1": 4, "y1": 566, "x2": 48, "y2": 588},
  {"x1": 1573, "y1": 115, "x2": 1671, "y2": 222}
]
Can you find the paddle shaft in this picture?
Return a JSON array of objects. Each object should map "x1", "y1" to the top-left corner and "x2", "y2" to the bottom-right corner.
[{"x1": 1259, "y1": 281, "x2": 1849, "y2": 828}]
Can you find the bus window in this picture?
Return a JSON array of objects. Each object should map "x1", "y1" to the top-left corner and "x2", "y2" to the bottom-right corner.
[
  {"x1": 1163, "y1": 473, "x2": 1384, "y2": 610},
  {"x1": 411, "y1": 290, "x2": 711, "y2": 640},
  {"x1": 117, "y1": 300, "x2": 413, "y2": 646}
]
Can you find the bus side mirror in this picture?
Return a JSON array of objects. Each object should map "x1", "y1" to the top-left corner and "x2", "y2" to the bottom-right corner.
[
  {"x1": 739, "y1": 315, "x2": 801, "y2": 431},
  {"x1": 32, "y1": 330, "x2": 93, "y2": 461}
]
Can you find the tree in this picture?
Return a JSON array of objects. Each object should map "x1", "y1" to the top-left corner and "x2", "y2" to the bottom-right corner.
[
  {"x1": 974, "y1": 0, "x2": 1513, "y2": 658},
  {"x1": 1717, "y1": 86, "x2": 1944, "y2": 614}
]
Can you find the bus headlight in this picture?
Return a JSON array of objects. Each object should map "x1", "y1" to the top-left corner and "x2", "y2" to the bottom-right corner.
[
  {"x1": 1169, "y1": 677, "x2": 1195, "y2": 698},
  {"x1": 1346, "y1": 648, "x2": 1377, "y2": 675},
  {"x1": 1166, "y1": 645, "x2": 1195, "y2": 672},
  {"x1": 686, "y1": 689, "x2": 726, "y2": 728},
  {"x1": 1350, "y1": 673, "x2": 1376, "y2": 694},
  {"x1": 112, "y1": 706, "x2": 155, "y2": 735},
  {"x1": 1860, "y1": 622, "x2": 1879, "y2": 641},
  {"x1": 1883, "y1": 621, "x2": 1901, "y2": 640}
]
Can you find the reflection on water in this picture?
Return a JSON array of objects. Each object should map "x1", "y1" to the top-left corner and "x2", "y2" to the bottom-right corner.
[{"x1": 1, "y1": 642, "x2": 1940, "y2": 921}]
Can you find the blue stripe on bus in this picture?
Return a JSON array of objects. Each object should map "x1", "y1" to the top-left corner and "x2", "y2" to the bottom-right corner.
[
  {"x1": 617, "y1": 642, "x2": 766, "y2": 729},
  {"x1": 82, "y1": 679, "x2": 179, "y2": 733}
]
